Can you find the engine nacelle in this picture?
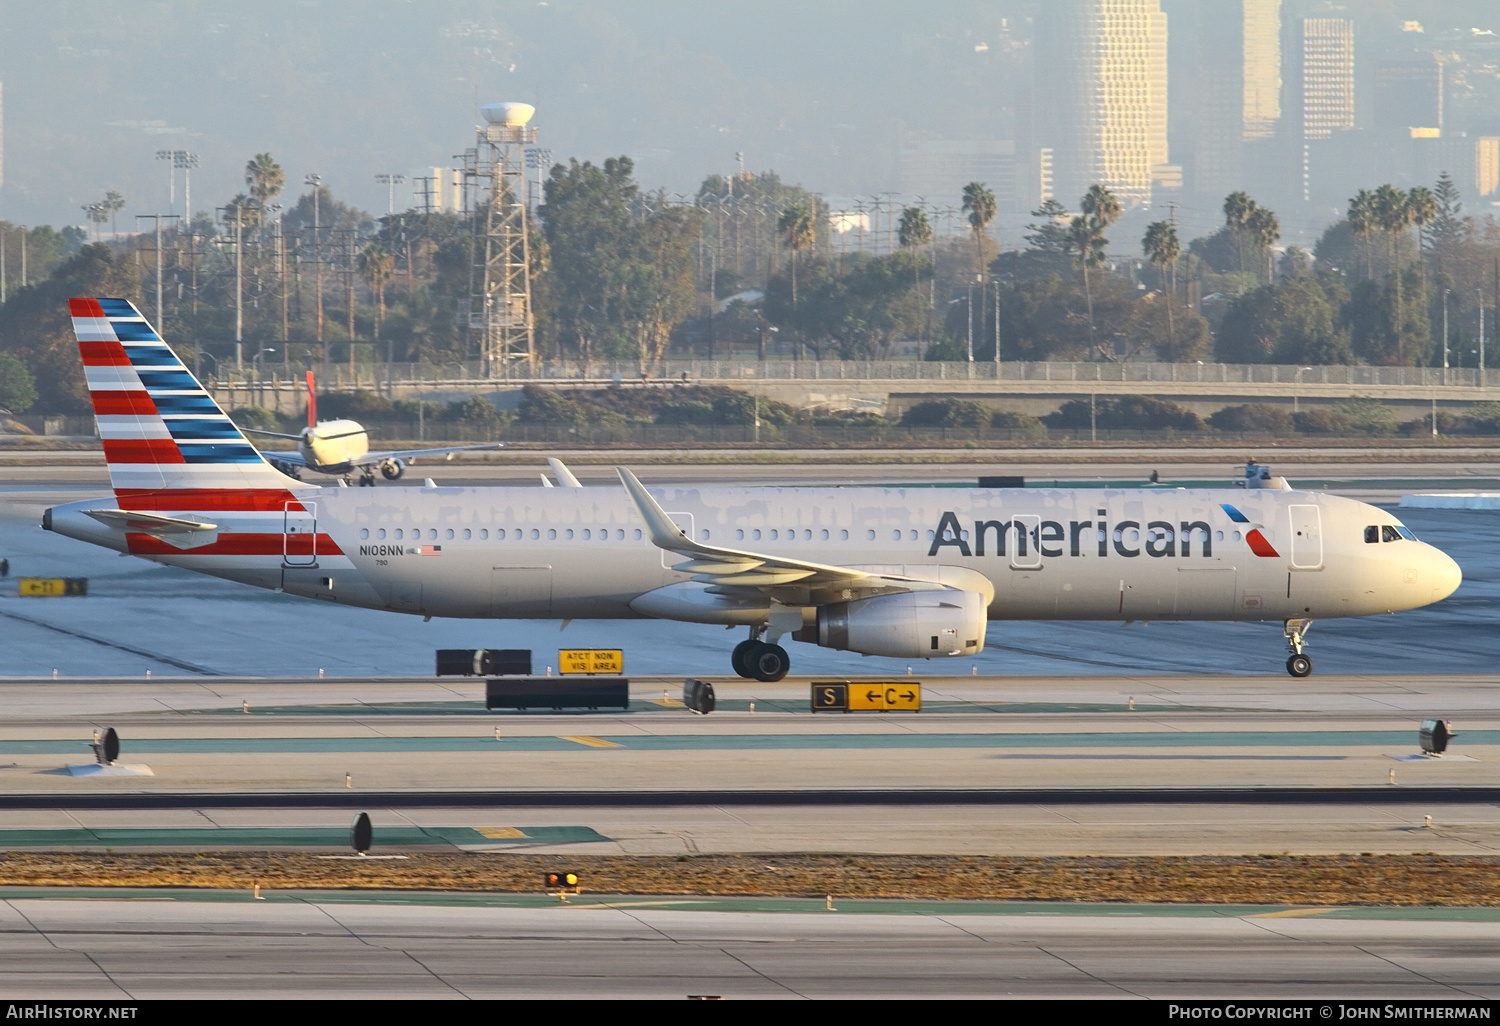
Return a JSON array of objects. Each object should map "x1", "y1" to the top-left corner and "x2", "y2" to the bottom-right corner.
[
  {"x1": 810, "y1": 589, "x2": 987, "y2": 658},
  {"x1": 380, "y1": 458, "x2": 405, "y2": 481}
]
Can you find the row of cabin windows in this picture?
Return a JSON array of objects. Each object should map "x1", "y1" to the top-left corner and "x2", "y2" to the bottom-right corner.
[
  {"x1": 1365, "y1": 525, "x2": 1416, "y2": 543},
  {"x1": 357, "y1": 525, "x2": 1247, "y2": 544},
  {"x1": 361, "y1": 526, "x2": 645, "y2": 542}
]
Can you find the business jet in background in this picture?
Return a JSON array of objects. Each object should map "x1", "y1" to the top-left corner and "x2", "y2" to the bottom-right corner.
[
  {"x1": 243, "y1": 370, "x2": 500, "y2": 486},
  {"x1": 47, "y1": 298, "x2": 1463, "y2": 680}
]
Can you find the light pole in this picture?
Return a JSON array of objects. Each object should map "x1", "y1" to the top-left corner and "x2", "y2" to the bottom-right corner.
[
  {"x1": 175, "y1": 152, "x2": 199, "y2": 220},
  {"x1": 305, "y1": 174, "x2": 324, "y2": 369},
  {"x1": 1442, "y1": 288, "x2": 1450, "y2": 385},
  {"x1": 216, "y1": 206, "x2": 244, "y2": 369},
  {"x1": 253, "y1": 347, "x2": 276, "y2": 408},
  {"x1": 1293, "y1": 366, "x2": 1313, "y2": 414},
  {"x1": 375, "y1": 173, "x2": 406, "y2": 217},
  {"x1": 134, "y1": 213, "x2": 180, "y2": 332}
]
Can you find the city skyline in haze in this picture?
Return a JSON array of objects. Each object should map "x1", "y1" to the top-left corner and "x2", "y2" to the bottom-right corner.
[{"x1": 2, "y1": 1, "x2": 1499, "y2": 252}]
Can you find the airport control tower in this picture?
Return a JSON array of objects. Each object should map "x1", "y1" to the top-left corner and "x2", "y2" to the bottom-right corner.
[{"x1": 463, "y1": 102, "x2": 536, "y2": 375}]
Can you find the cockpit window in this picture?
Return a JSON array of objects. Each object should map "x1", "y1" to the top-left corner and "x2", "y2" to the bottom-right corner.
[
  {"x1": 1382, "y1": 525, "x2": 1402, "y2": 542},
  {"x1": 1395, "y1": 526, "x2": 1416, "y2": 541},
  {"x1": 1364, "y1": 525, "x2": 1379, "y2": 544}
]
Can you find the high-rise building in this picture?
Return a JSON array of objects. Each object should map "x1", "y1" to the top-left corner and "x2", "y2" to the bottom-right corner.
[
  {"x1": 1302, "y1": 17, "x2": 1354, "y2": 140},
  {"x1": 898, "y1": 141, "x2": 1017, "y2": 211},
  {"x1": 1374, "y1": 53, "x2": 1443, "y2": 136},
  {"x1": 1242, "y1": 0, "x2": 1282, "y2": 141},
  {"x1": 1300, "y1": 17, "x2": 1355, "y2": 203},
  {"x1": 1035, "y1": 1, "x2": 1171, "y2": 208},
  {"x1": 1478, "y1": 138, "x2": 1500, "y2": 199},
  {"x1": 1166, "y1": 0, "x2": 1281, "y2": 204}
]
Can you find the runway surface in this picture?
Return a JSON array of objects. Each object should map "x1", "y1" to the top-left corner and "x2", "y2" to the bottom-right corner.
[
  {"x1": 2, "y1": 674, "x2": 1498, "y2": 855},
  {"x1": 2, "y1": 894, "x2": 1496, "y2": 999}
]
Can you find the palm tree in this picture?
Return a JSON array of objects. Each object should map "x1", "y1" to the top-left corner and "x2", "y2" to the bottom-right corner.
[
  {"x1": 1081, "y1": 184, "x2": 1122, "y2": 228},
  {"x1": 1068, "y1": 214, "x2": 1108, "y2": 353},
  {"x1": 1142, "y1": 220, "x2": 1181, "y2": 349},
  {"x1": 1223, "y1": 191, "x2": 1256, "y2": 277},
  {"x1": 1373, "y1": 183, "x2": 1412, "y2": 273},
  {"x1": 778, "y1": 204, "x2": 816, "y2": 357},
  {"x1": 358, "y1": 242, "x2": 395, "y2": 340},
  {"x1": 1407, "y1": 185, "x2": 1438, "y2": 258},
  {"x1": 1246, "y1": 206, "x2": 1280, "y2": 283},
  {"x1": 104, "y1": 191, "x2": 125, "y2": 238},
  {"x1": 1348, "y1": 189, "x2": 1376, "y2": 279},
  {"x1": 961, "y1": 181, "x2": 997, "y2": 279},
  {"x1": 897, "y1": 206, "x2": 933, "y2": 251},
  {"x1": 245, "y1": 153, "x2": 285, "y2": 209}
]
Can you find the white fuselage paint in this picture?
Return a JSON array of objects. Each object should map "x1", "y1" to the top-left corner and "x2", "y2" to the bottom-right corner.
[{"x1": 46, "y1": 485, "x2": 1461, "y2": 634}]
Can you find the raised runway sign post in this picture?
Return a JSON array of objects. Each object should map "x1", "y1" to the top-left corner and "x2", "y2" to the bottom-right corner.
[
  {"x1": 559, "y1": 649, "x2": 623, "y2": 675},
  {"x1": 811, "y1": 682, "x2": 921, "y2": 713}
]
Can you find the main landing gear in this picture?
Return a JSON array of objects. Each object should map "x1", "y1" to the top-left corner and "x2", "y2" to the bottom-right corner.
[
  {"x1": 731, "y1": 627, "x2": 790, "y2": 682},
  {"x1": 1284, "y1": 618, "x2": 1313, "y2": 678}
]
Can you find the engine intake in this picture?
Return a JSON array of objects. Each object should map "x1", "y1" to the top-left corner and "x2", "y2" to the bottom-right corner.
[{"x1": 809, "y1": 589, "x2": 986, "y2": 658}]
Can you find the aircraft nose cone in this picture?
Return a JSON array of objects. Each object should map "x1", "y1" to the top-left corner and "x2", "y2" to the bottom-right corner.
[{"x1": 1431, "y1": 547, "x2": 1462, "y2": 603}]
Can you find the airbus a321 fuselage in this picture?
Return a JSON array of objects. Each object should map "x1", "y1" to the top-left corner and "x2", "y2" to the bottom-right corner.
[{"x1": 44, "y1": 298, "x2": 1463, "y2": 679}]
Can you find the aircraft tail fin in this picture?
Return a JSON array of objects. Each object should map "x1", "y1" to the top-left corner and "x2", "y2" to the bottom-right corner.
[
  {"x1": 70, "y1": 297, "x2": 306, "y2": 504},
  {"x1": 305, "y1": 370, "x2": 317, "y2": 429}
]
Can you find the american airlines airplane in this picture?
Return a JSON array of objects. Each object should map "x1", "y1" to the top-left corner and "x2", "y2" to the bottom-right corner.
[{"x1": 44, "y1": 298, "x2": 1462, "y2": 680}]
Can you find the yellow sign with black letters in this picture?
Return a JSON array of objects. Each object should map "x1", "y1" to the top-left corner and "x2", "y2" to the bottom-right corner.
[
  {"x1": 558, "y1": 649, "x2": 624, "y2": 675},
  {"x1": 811, "y1": 681, "x2": 920, "y2": 712},
  {"x1": 18, "y1": 577, "x2": 88, "y2": 597}
]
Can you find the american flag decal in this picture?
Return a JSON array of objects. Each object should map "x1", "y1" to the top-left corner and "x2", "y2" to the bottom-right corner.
[{"x1": 416, "y1": 545, "x2": 442, "y2": 556}]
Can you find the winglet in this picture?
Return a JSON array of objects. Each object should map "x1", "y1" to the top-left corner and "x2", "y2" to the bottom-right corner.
[
  {"x1": 616, "y1": 467, "x2": 691, "y2": 549},
  {"x1": 548, "y1": 457, "x2": 583, "y2": 488}
]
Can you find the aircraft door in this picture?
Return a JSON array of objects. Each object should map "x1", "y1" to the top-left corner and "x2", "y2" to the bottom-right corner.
[
  {"x1": 283, "y1": 501, "x2": 317, "y2": 567},
  {"x1": 1289, "y1": 505, "x2": 1323, "y2": 570},
  {"x1": 1010, "y1": 515, "x2": 1041, "y2": 569}
]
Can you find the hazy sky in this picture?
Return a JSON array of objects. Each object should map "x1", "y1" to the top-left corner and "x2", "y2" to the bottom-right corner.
[{"x1": 2, "y1": 1, "x2": 1498, "y2": 234}]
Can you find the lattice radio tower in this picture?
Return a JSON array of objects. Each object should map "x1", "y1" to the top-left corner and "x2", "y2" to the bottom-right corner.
[{"x1": 462, "y1": 102, "x2": 536, "y2": 376}]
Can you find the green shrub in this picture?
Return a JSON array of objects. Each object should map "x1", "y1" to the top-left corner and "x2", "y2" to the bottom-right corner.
[
  {"x1": 1333, "y1": 396, "x2": 1399, "y2": 436},
  {"x1": 655, "y1": 400, "x2": 717, "y2": 426},
  {"x1": 989, "y1": 410, "x2": 1047, "y2": 437},
  {"x1": 901, "y1": 398, "x2": 992, "y2": 428},
  {"x1": 1044, "y1": 396, "x2": 1201, "y2": 432},
  {"x1": 0, "y1": 352, "x2": 37, "y2": 413},
  {"x1": 443, "y1": 396, "x2": 501, "y2": 423},
  {"x1": 516, "y1": 385, "x2": 586, "y2": 425},
  {"x1": 316, "y1": 390, "x2": 394, "y2": 420},
  {"x1": 227, "y1": 406, "x2": 283, "y2": 431},
  {"x1": 1293, "y1": 408, "x2": 1362, "y2": 435},
  {"x1": 1208, "y1": 404, "x2": 1294, "y2": 433}
]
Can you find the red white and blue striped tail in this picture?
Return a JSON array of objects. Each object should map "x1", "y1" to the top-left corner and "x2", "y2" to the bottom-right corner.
[{"x1": 71, "y1": 297, "x2": 305, "y2": 506}]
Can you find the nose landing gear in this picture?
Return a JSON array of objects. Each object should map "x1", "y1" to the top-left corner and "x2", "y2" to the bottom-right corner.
[
  {"x1": 1284, "y1": 618, "x2": 1313, "y2": 677},
  {"x1": 730, "y1": 626, "x2": 790, "y2": 682}
]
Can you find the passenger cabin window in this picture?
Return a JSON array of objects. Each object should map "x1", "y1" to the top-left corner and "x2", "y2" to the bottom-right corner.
[{"x1": 1365, "y1": 526, "x2": 1379, "y2": 543}]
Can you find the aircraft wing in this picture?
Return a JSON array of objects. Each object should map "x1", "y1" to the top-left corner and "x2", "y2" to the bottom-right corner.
[
  {"x1": 241, "y1": 428, "x2": 306, "y2": 442},
  {"x1": 350, "y1": 443, "x2": 503, "y2": 468},
  {"x1": 616, "y1": 467, "x2": 987, "y2": 600}
]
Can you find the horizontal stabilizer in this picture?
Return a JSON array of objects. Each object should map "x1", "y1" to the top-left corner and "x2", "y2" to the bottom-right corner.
[{"x1": 84, "y1": 509, "x2": 219, "y2": 533}]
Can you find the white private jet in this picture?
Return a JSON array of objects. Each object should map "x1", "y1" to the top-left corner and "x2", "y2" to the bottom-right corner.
[
  {"x1": 245, "y1": 370, "x2": 500, "y2": 485},
  {"x1": 47, "y1": 297, "x2": 1463, "y2": 680}
]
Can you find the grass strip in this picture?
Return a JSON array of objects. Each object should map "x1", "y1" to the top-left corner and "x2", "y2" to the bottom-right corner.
[{"x1": 1, "y1": 853, "x2": 1497, "y2": 906}]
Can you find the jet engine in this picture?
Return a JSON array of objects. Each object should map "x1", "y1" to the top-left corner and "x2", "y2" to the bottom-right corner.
[
  {"x1": 808, "y1": 589, "x2": 987, "y2": 658},
  {"x1": 380, "y1": 458, "x2": 406, "y2": 481}
]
